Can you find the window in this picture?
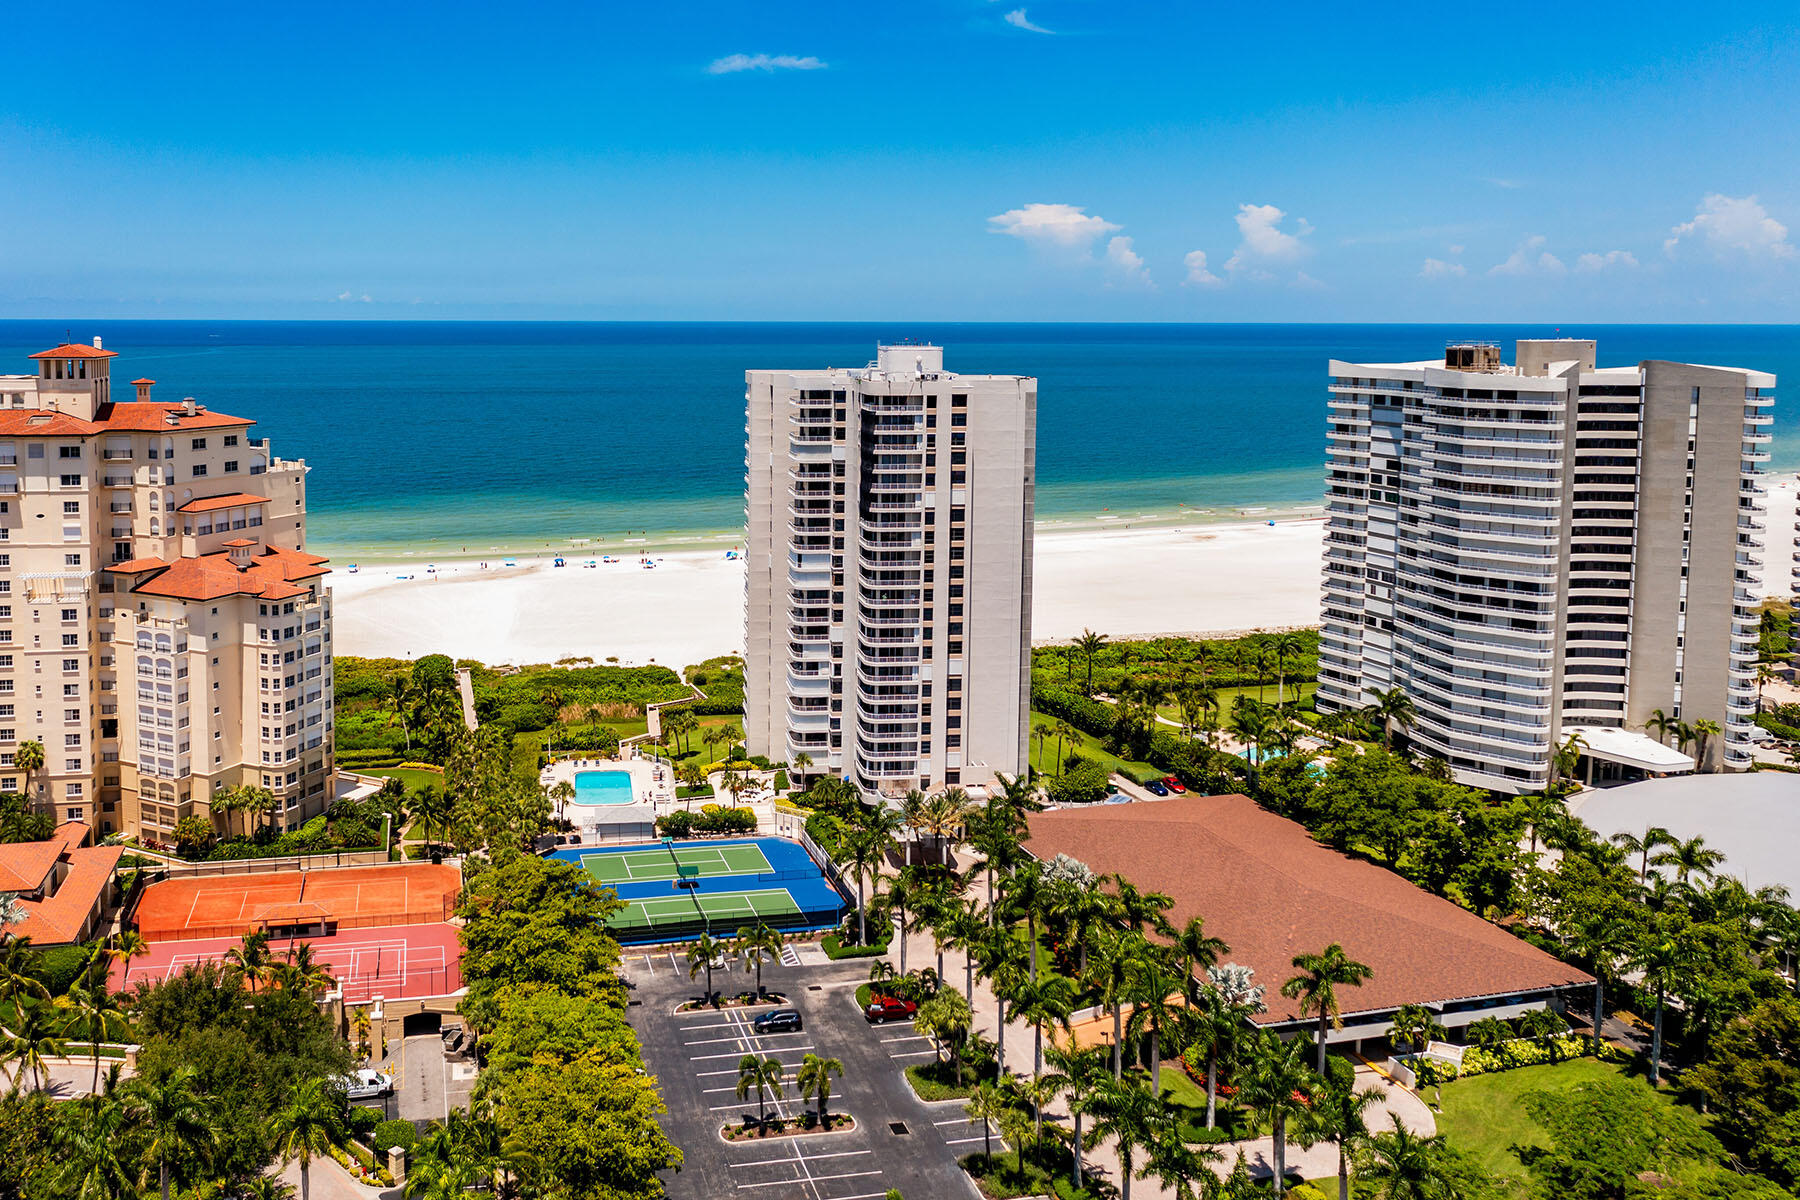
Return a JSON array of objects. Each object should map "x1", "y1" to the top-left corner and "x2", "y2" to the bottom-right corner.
[
  {"x1": 224, "y1": 435, "x2": 239, "y2": 447},
  {"x1": 63, "y1": 733, "x2": 80, "y2": 747},
  {"x1": 224, "y1": 460, "x2": 238, "y2": 473},
  {"x1": 59, "y1": 608, "x2": 75, "y2": 622},
  {"x1": 61, "y1": 501, "x2": 78, "y2": 514},
  {"x1": 64, "y1": 708, "x2": 79, "y2": 721},
  {"x1": 59, "y1": 474, "x2": 81, "y2": 487},
  {"x1": 64, "y1": 758, "x2": 81, "y2": 771},
  {"x1": 191, "y1": 464, "x2": 208, "y2": 477},
  {"x1": 64, "y1": 554, "x2": 80, "y2": 566},
  {"x1": 191, "y1": 438, "x2": 207, "y2": 451},
  {"x1": 60, "y1": 634, "x2": 77, "y2": 647},
  {"x1": 58, "y1": 446, "x2": 80, "y2": 459},
  {"x1": 25, "y1": 445, "x2": 42, "y2": 460},
  {"x1": 61, "y1": 658, "x2": 78, "y2": 671}
]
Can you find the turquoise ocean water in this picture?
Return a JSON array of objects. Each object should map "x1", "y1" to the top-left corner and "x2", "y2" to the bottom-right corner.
[{"x1": 1, "y1": 322, "x2": 1793, "y2": 561}]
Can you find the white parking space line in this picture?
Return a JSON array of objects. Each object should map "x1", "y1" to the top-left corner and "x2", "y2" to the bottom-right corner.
[
  {"x1": 728, "y1": 1150, "x2": 871, "y2": 1167},
  {"x1": 691, "y1": 1045, "x2": 815, "y2": 1060},
  {"x1": 888, "y1": 1049, "x2": 939, "y2": 1058},
  {"x1": 641, "y1": 955, "x2": 655, "y2": 975},
  {"x1": 879, "y1": 1034, "x2": 928, "y2": 1043},
  {"x1": 684, "y1": 1032, "x2": 810, "y2": 1046},
  {"x1": 737, "y1": 1171, "x2": 882, "y2": 1189}
]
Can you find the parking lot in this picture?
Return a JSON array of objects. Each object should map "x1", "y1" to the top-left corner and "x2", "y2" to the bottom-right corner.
[{"x1": 623, "y1": 947, "x2": 997, "y2": 1200}]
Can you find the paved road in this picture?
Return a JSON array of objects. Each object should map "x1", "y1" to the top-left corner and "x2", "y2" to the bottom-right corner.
[
  {"x1": 0, "y1": 1055, "x2": 134, "y2": 1098},
  {"x1": 455, "y1": 668, "x2": 478, "y2": 732},
  {"x1": 276, "y1": 1154, "x2": 400, "y2": 1200}
]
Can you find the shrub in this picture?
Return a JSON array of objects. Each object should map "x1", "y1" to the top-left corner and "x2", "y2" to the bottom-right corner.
[
  {"x1": 1460, "y1": 1036, "x2": 1614, "y2": 1077},
  {"x1": 372, "y1": 1119, "x2": 416, "y2": 1153},
  {"x1": 822, "y1": 932, "x2": 890, "y2": 959},
  {"x1": 773, "y1": 770, "x2": 789, "y2": 792},
  {"x1": 347, "y1": 1105, "x2": 382, "y2": 1135},
  {"x1": 676, "y1": 784, "x2": 715, "y2": 800},
  {"x1": 32, "y1": 944, "x2": 94, "y2": 996},
  {"x1": 1045, "y1": 758, "x2": 1111, "y2": 806},
  {"x1": 656, "y1": 806, "x2": 757, "y2": 838}
]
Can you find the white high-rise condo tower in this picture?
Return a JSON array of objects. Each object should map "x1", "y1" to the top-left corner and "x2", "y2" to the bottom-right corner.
[
  {"x1": 1317, "y1": 338, "x2": 1773, "y2": 793},
  {"x1": 744, "y1": 345, "x2": 1035, "y2": 800}
]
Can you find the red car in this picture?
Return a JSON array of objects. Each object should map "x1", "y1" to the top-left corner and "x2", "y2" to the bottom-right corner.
[
  {"x1": 864, "y1": 996, "x2": 919, "y2": 1023},
  {"x1": 1163, "y1": 776, "x2": 1187, "y2": 794}
]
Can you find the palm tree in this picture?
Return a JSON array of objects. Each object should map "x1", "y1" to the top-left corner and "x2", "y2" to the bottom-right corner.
[
  {"x1": 15, "y1": 740, "x2": 44, "y2": 814},
  {"x1": 1053, "y1": 720, "x2": 1080, "y2": 777},
  {"x1": 1011, "y1": 972, "x2": 1076, "y2": 1082},
  {"x1": 1633, "y1": 917, "x2": 1694, "y2": 1085},
  {"x1": 980, "y1": 930, "x2": 1027, "y2": 1079},
  {"x1": 1001, "y1": 858, "x2": 1051, "y2": 982},
  {"x1": 1089, "y1": 1070, "x2": 1164, "y2": 1200},
  {"x1": 412, "y1": 784, "x2": 452, "y2": 859},
  {"x1": 796, "y1": 1052, "x2": 843, "y2": 1128},
  {"x1": 279, "y1": 941, "x2": 338, "y2": 996},
  {"x1": 964, "y1": 1081, "x2": 1006, "y2": 1162},
  {"x1": 1085, "y1": 927, "x2": 1137, "y2": 1079},
  {"x1": 914, "y1": 989, "x2": 974, "y2": 1083},
  {"x1": 1364, "y1": 687, "x2": 1414, "y2": 751},
  {"x1": 405, "y1": 1160, "x2": 479, "y2": 1200},
  {"x1": 736, "y1": 922, "x2": 783, "y2": 996},
  {"x1": 1031, "y1": 721, "x2": 1055, "y2": 775},
  {"x1": 0, "y1": 997, "x2": 65, "y2": 1093},
  {"x1": 1124, "y1": 953, "x2": 1186, "y2": 1094},
  {"x1": 1189, "y1": 969, "x2": 1264, "y2": 1129},
  {"x1": 1239, "y1": 1031, "x2": 1318, "y2": 1193},
  {"x1": 1612, "y1": 825, "x2": 1675, "y2": 885},
  {"x1": 1644, "y1": 706, "x2": 1677, "y2": 746},
  {"x1": 735, "y1": 1054, "x2": 784, "y2": 1126},
  {"x1": 1552, "y1": 732, "x2": 1586, "y2": 788},
  {"x1": 1691, "y1": 718, "x2": 1722, "y2": 771},
  {"x1": 1304, "y1": 1073, "x2": 1383, "y2": 1200},
  {"x1": 50, "y1": 1095, "x2": 134, "y2": 1200},
  {"x1": 1174, "y1": 915, "x2": 1229, "y2": 1002},
  {"x1": 1230, "y1": 698, "x2": 1271, "y2": 789},
  {"x1": 0, "y1": 936, "x2": 48, "y2": 1008},
  {"x1": 1282, "y1": 943, "x2": 1374, "y2": 1075},
  {"x1": 1571, "y1": 913, "x2": 1631, "y2": 1055},
  {"x1": 844, "y1": 810, "x2": 900, "y2": 945},
  {"x1": 271, "y1": 1075, "x2": 344, "y2": 1200},
  {"x1": 387, "y1": 675, "x2": 414, "y2": 751},
  {"x1": 877, "y1": 869, "x2": 919, "y2": 977},
  {"x1": 1653, "y1": 834, "x2": 1725, "y2": 886},
  {"x1": 1074, "y1": 629, "x2": 1108, "y2": 695},
  {"x1": 1043, "y1": 1037, "x2": 1109, "y2": 1190},
  {"x1": 59, "y1": 960, "x2": 130, "y2": 1100},
  {"x1": 1386, "y1": 1004, "x2": 1445, "y2": 1056},
  {"x1": 1272, "y1": 631, "x2": 1304, "y2": 705},
  {"x1": 1354, "y1": 1115, "x2": 1460, "y2": 1200},
  {"x1": 125, "y1": 1066, "x2": 218, "y2": 1200},
  {"x1": 687, "y1": 932, "x2": 726, "y2": 1006}
]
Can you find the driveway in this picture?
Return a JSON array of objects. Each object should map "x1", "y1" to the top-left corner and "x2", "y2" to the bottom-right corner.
[{"x1": 621, "y1": 945, "x2": 986, "y2": 1199}]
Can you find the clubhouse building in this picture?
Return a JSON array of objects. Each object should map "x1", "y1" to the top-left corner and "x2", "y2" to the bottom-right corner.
[{"x1": 1025, "y1": 795, "x2": 1591, "y2": 1049}]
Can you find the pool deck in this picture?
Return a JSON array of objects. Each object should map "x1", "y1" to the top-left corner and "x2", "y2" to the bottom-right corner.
[{"x1": 539, "y1": 748, "x2": 786, "y2": 844}]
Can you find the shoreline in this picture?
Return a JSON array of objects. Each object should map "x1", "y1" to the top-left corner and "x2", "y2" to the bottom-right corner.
[{"x1": 327, "y1": 474, "x2": 1799, "y2": 668}]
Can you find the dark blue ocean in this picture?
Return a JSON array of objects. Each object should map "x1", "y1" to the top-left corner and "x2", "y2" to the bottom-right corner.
[{"x1": 1, "y1": 322, "x2": 1793, "y2": 558}]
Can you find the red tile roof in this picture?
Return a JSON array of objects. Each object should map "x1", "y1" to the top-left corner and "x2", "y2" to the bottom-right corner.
[
  {"x1": 131, "y1": 378, "x2": 156, "y2": 386},
  {"x1": 0, "y1": 823, "x2": 121, "y2": 946},
  {"x1": 29, "y1": 344, "x2": 117, "y2": 360},
  {"x1": 122, "y1": 543, "x2": 330, "y2": 603},
  {"x1": 1024, "y1": 795, "x2": 1591, "y2": 1025},
  {"x1": 108, "y1": 557, "x2": 170, "y2": 573},
  {"x1": 96, "y1": 402, "x2": 252, "y2": 432},
  {"x1": 178, "y1": 493, "x2": 269, "y2": 514},
  {"x1": 0, "y1": 401, "x2": 254, "y2": 438}
]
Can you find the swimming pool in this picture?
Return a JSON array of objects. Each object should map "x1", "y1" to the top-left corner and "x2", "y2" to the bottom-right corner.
[{"x1": 572, "y1": 769, "x2": 638, "y2": 806}]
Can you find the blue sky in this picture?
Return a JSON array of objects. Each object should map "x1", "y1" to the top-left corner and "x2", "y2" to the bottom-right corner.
[{"x1": 4, "y1": 0, "x2": 1798, "y2": 321}]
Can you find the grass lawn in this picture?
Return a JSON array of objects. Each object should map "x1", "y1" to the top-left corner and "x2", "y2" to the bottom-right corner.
[
  {"x1": 1435, "y1": 1059, "x2": 1651, "y2": 1193},
  {"x1": 1026, "y1": 710, "x2": 1157, "y2": 779},
  {"x1": 1153, "y1": 680, "x2": 1318, "y2": 726},
  {"x1": 369, "y1": 767, "x2": 442, "y2": 793}
]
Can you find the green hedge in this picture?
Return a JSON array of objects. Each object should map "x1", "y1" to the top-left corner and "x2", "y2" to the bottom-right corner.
[
  {"x1": 1461, "y1": 1036, "x2": 1617, "y2": 1077},
  {"x1": 33, "y1": 945, "x2": 94, "y2": 996},
  {"x1": 656, "y1": 807, "x2": 757, "y2": 837},
  {"x1": 371, "y1": 1119, "x2": 416, "y2": 1153},
  {"x1": 1755, "y1": 712, "x2": 1800, "y2": 741},
  {"x1": 822, "y1": 932, "x2": 890, "y2": 959}
]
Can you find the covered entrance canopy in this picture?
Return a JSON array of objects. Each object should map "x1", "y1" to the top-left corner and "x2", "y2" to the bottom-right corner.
[{"x1": 1562, "y1": 725, "x2": 1695, "y2": 775}]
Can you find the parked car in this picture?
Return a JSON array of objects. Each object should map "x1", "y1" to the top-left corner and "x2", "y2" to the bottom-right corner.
[
  {"x1": 1162, "y1": 776, "x2": 1187, "y2": 794},
  {"x1": 754, "y1": 1009, "x2": 803, "y2": 1034},
  {"x1": 1143, "y1": 779, "x2": 1170, "y2": 796},
  {"x1": 339, "y1": 1069, "x2": 393, "y2": 1101},
  {"x1": 864, "y1": 996, "x2": 919, "y2": 1023}
]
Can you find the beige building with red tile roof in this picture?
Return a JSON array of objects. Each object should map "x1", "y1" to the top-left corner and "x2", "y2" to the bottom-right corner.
[
  {"x1": 0, "y1": 821, "x2": 122, "y2": 945},
  {"x1": 1025, "y1": 795, "x2": 1591, "y2": 1047},
  {"x1": 0, "y1": 341, "x2": 335, "y2": 841}
]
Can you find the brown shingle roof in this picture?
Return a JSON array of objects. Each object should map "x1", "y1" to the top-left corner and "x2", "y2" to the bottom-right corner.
[{"x1": 1024, "y1": 794, "x2": 1590, "y2": 1024}]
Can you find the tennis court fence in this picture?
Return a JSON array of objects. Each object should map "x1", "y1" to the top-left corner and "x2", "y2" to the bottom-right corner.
[
  {"x1": 335, "y1": 961, "x2": 464, "y2": 1004},
  {"x1": 797, "y1": 829, "x2": 853, "y2": 902},
  {"x1": 157, "y1": 850, "x2": 391, "y2": 878}
]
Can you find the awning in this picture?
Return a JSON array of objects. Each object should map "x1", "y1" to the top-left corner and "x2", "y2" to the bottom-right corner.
[{"x1": 1562, "y1": 725, "x2": 1695, "y2": 772}]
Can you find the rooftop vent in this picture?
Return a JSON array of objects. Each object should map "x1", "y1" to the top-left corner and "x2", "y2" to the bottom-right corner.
[
  {"x1": 181, "y1": 398, "x2": 198, "y2": 416},
  {"x1": 92, "y1": 336, "x2": 103, "y2": 350},
  {"x1": 1444, "y1": 342, "x2": 1501, "y2": 372}
]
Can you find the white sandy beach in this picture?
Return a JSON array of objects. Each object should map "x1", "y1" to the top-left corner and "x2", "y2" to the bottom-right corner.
[{"x1": 329, "y1": 473, "x2": 1800, "y2": 667}]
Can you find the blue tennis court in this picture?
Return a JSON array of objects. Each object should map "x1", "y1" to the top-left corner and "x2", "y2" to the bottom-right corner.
[{"x1": 549, "y1": 836, "x2": 846, "y2": 945}]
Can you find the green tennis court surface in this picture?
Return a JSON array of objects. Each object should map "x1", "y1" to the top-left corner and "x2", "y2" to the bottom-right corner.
[
  {"x1": 609, "y1": 888, "x2": 803, "y2": 935},
  {"x1": 580, "y1": 843, "x2": 773, "y2": 885}
]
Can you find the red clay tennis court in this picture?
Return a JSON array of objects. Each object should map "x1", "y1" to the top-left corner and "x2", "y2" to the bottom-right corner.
[
  {"x1": 134, "y1": 863, "x2": 461, "y2": 943},
  {"x1": 112, "y1": 922, "x2": 462, "y2": 1002}
]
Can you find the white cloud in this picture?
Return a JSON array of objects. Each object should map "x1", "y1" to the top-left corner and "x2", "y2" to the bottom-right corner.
[
  {"x1": 706, "y1": 53, "x2": 826, "y2": 75},
  {"x1": 1448, "y1": 244, "x2": 1465, "y2": 255},
  {"x1": 1665, "y1": 193, "x2": 1794, "y2": 259},
  {"x1": 336, "y1": 291, "x2": 352, "y2": 301},
  {"x1": 1420, "y1": 258, "x2": 1466, "y2": 279},
  {"x1": 1575, "y1": 250, "x2": 1639, "y2": 273},
  {"x1": 1489, "y1": 235, "x2": 1565, "y2": 277},
  {"x1": 1224, "y1": 204, "x2": 1312, "y2": 274},
  {"x1": 333, "y1": 291, "x2": 372, "y2": 303},
  {"x1": 1182, "y1": 250, "x2": 1223, "y2": 287},
  {"x1": 987, "y1": 203, "x2": 1119, "y2": 249},
  {"x1": 1004, "y1": 8, "x2": 1052, "y2": 32},
  {"x1": 1103, "y1": 237, "x2": 1153, "y2": 287}
]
